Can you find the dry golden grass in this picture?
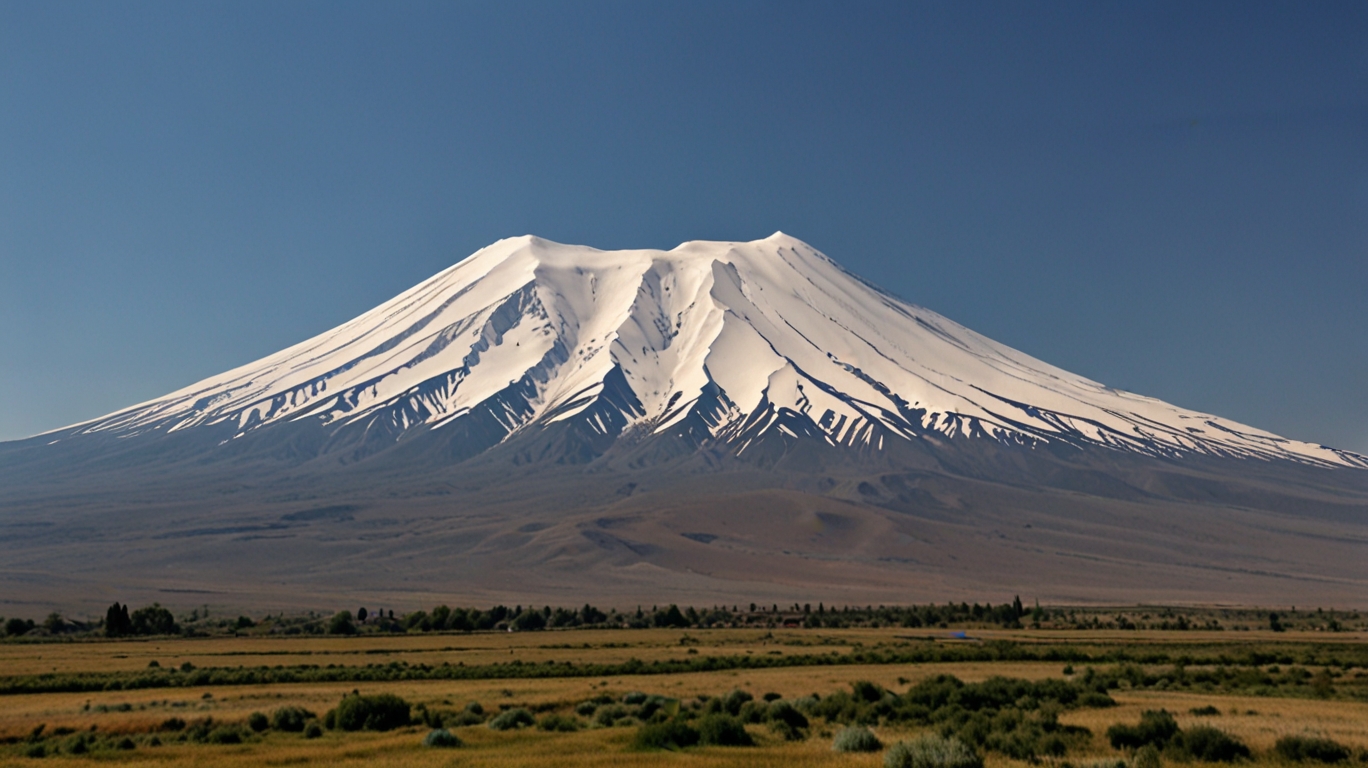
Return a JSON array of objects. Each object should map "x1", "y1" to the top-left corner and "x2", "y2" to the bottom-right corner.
[
  {"x1": 3, "y1": 627, "x2": 1367, "y2": 766},
  {"x1": 0, "y1": 627, "x2": 874, "y2": 676},
  {"x1": 5, "y1": 626, "x2": 1361, "y2": 677},
  {"x1": 1060, "y1": 689, "x2": 1368, "y2": 757}
]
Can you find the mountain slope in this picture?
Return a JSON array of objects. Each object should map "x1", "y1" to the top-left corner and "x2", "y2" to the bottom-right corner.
[
  {"x1": 2, "y1": 233, "x2": 1365, "y2": 614},
  {"x1": 36, "y1": 233, "x2": 1367, "y2": 469}
]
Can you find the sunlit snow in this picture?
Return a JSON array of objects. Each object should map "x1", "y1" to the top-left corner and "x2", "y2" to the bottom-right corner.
[{"x1": 58, "y1": 233, "x2": 1368, "y2": 469}]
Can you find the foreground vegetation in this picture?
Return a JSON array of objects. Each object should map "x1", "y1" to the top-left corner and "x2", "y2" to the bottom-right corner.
[{"x1": 0, "y1": 612, "x2": 1364, "y2": 766}]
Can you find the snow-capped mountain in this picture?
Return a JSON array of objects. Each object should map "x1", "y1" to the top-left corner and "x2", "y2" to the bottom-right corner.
[
  {"x1": 7, "y1": 233, "x2": 1368, "y2": 613},
  {"x1": 46, "y1": 233, "x2": 1366, "y2": 469}
]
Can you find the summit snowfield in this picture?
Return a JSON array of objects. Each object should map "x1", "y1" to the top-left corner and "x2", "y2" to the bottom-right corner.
[{"x1": 52, "y1": 233, "x2": 1366, "y2": 469}]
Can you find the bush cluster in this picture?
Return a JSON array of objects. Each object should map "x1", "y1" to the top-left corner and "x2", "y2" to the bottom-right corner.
[
  {"x1": 697, "y1": 713, "x2": 754, "y2": 746},
  {"x1": 270, "y1": 706, "x2": 317, "y2": 732},
  {"x1": 1275, "y1": 735, "x2": 1351, "y2": 764},
  {"x1": 488, "y1": 708, "x2": 535, "y2": 731},
  {"x1": 833, "y1": 725, "x2": 883, "y2": 752},
  {"x1": 1106, "y1": 710, "x2": 1249, "y2": 763},
  {"x1": 798, "y1": 675, "x2": 1106, "y2": 761},
  {"x1": 11, "y1": 699, "x2": 335, "y2": 757},
  {"x1": 537, "y1": 713, "x2": 580, "y2": 732},
  {"x1": 884, "y1": 734, "x2": 983, "y2": 768},
  {"x1": 328, "y1": 693, "x2": 410, "y2": 732}
]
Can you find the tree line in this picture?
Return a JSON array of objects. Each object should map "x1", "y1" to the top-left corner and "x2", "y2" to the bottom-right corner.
[
  {"x1": 322, "y1": 598, "x2": 1034, "y2": 635},
  {"x1": 6, "y1": 598, "x2": 1348, "y2": 640}
]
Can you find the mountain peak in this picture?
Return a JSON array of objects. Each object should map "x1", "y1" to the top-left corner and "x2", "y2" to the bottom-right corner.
[{"x1": 35, "y1": 234, "x2": 1366, "y2": 470}]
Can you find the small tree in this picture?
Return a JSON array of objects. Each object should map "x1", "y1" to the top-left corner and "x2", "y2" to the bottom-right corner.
[
  {"x1": 357, "y1": 607, "x2": 368, "y2": 623},
  {"x1": 328, "y1": 611, "x2": 357, "y2": 635},
  {"x1": 129, "y1": 604, "x2": 178, "y2": 635},
  {"x1": 512, "y1": 609, "x2": 545, "y2": 631},
  {"x1": 654, "y1": 604, "x2": 688, "y2": 628},
  {"x1": 5, "y1": 617, "x2": 34, "y2": 636},
  {"x1": 105, "y1": 603, "x2": 133, "y2": 637}
]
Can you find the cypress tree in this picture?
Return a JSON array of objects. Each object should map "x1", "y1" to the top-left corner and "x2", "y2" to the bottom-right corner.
[{"x1": 104, "y1": 602, "x2": 132, "y2": 637}]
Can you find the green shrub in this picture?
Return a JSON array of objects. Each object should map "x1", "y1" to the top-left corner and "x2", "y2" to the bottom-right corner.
[
  {"x1": 833, "y1": 725, "x2": 882, "y2": 752},
  {"x1": 1174, "y1": 726, "x2": 1250, "y2": 763},
  {"x1": 115, "y1": 736, "x2": 137, "y2": 750},
  {"x1": 64, "y1": 733, "x2": 90, "y2": 754},
  {"x1": 736, "y1": 699, "x2": 767, "y2": 724},
  {"x1": 181, "y1": 718, "x2": 215, "y2": 742},
  {"x1": 303, "y1": 722, "x2": 323, "y2": 739},
  {"x1": 333, "y1": 694, "x2": 411, "y2": 732},
  {"x1": 852, "y1": 680, "x2": 886, "y2": 702},
  {"x1": 323, "y1": 709, "x2": 336, "y2": 729},
  {"x1": 448, "y1": 710, "x2": 484, "y2": 727},
  {"x1": 423, "y1": 728, "x2": 461, "y2": 748},
  {"x1": 721, "y1": 689, "x2": 753, "y2": 715},
  {"x1": 488, "y1": 708, "x2": 535, "y2": 731},
  {"x1": 206, "y1": 726, "x2": 243, "y2": 744},
  {"x1": 1134, "y1": 745, "x2": 1162, "y2": 768},
  {"x1": 764, "y1": 700, "x2": 809, "y2": 740},
  {"x1": 595, "y1": 704, "x2": 630, "y2": 727},
  {"x1": 271, "y1": 706, "x2": 316, "y2": 732},
  {"x1": 247, "y1": 712, "x2": 268, "y2": 732},
  {"x1": 443, "y1": 701, "x2": 484, "y2": 726},
  {"x1": 697, "y1": 713, "x2": 753, "y2": 746},
  {"x1": 634, "y1": 719, "x2": 701, "y2": 750},
  {"x1": 1275, "y1": 736, "x2": 1351, "y2": 764},
  {"x1": 1189, "y1": 705, "x2": 1221, "y2": 716},
  {"x1": 623, "y1": 691, "x2": 648, "y2": 705},
  {"x1": 635, "y1": 695, "x2": 675, "y2": 721},
  {"x1": 159, "y1": 717, "x2": 187, "y2": 732},
  {"x1": 538, "y1": 713, "x2": 580, "y2": 732},
  {"x1": 885, "y1": 735, "x2": 983, "y2": 768},
  {"x1": 1080, "y1": 692, "x2": 1118, "y2": 708},
  {"x1": 768, "y1": 700, "x2": 809, "y2": 730},
  {"x1": 575, "y1": 701, "x2": 598, "y2": 717},
  {"x1": 1107, "y1": 710, "x2": 1179, "y2": 750}
]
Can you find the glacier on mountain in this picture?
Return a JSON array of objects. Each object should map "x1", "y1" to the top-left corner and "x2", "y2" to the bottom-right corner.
[{"x1": 52, "y1": 233, "x2": 1367, "y2": 469}]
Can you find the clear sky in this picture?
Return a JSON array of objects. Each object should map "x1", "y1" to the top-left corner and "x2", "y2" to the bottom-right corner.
[{"x1": 1, "y1": 2, "x2": 1365, "y2": 452}]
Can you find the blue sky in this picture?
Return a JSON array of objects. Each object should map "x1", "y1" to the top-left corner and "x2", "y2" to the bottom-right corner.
[{"x1": 1, "y1": 2, "x2": 1365, "y2": 452}]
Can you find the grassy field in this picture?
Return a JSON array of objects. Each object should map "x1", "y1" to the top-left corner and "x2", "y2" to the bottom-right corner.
[{"x1": 1, "y1": 627, "x2": 1365, "y2": 766}]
